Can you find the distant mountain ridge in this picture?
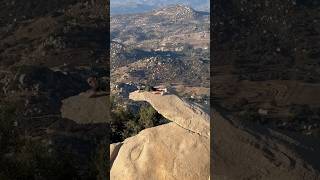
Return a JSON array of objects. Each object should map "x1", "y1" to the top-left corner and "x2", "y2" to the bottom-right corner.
[
  {"x1": 111, "y1": 0, "x2": 209, "y2": 15},
  {"x1": 111, "y1": 4, "x2": 209, "y2": 22},
  {"x1": 151, "y1": 4, "x2": 206, "y2": 17}
]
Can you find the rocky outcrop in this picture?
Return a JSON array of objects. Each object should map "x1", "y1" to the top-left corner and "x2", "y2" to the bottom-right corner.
[
  {"x1": 152, "y1": 5, "x2": 203, "y2": 20},
  {"x1": 111, "y1": 91, "x2": 320, "y2": 180},
  {"x1": 213, "y1": 109, "x2": 320, "y2": 180},
  {"x1": 110, "y1": 91, "x2": 210, "y2": 180},
  {"x1": 61, "y1": 91, "x2": 109, "y2": 124},
  {"x1": 129, "y1": 91, "x2": 210, "y2": 138}
]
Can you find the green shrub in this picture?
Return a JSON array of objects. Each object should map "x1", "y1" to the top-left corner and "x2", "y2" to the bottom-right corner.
[
  {"x1": 122, "y1": 120, "x2": 142, "y2": 139},
  {"x1": 110, "y1": 104, "x2": 167, "y2": 143},
  {"x1": 138, "y1": 105, "x2": 162, "y2": 128}
]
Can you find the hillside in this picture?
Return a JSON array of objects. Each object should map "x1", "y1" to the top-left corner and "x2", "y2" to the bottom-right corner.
[
  {"x1": 0, "y1": 0, "x2": 108, "y2": 68},
  {"x1": 111, "y1": 5, "x2": 209, "y2": 48},
  {"x1": 0, "y1": 1, "x2": 109, "y2": 179},
  {"x1": 111, "y1": 5, "x2": 210, "y2": 109},
  {"x1": 212, "y1": 0, "x2": 320, "y2": 179},
  {"x1": 213, "y1": 0, "x2": 320, "y2": 135}
]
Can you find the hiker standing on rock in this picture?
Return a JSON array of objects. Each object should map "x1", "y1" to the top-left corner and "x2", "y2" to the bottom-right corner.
[{"x1": 137, "y1": 83, "x2": 168, "y2": 95}]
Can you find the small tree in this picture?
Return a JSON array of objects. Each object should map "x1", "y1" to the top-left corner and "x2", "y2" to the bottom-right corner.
[{"x1": 138, "y1": 105, "x2": 161, "y2": 128}]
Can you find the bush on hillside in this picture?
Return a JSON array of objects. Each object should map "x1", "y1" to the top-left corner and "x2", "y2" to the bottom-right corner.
[
  {"x1": 139, "y1": 105, "x2": 163, "y2": 128},
  {"x1": 110, "y1": 104, "x2": 168, "y2": 143}
]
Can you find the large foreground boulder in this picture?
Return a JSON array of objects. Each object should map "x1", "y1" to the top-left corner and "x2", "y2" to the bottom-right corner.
[
  {"x1": 111, "y1": 91, "x2": 210, "y2": 180},
  {"x1": 111, "y1": 123, "x2": 209, "y2": 180}
]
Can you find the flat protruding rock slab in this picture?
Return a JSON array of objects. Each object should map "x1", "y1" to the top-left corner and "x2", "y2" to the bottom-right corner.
[
  {"x1": 111, "y1": 122, "x2": 210, "y2": 180},
  {"x1": 129, "y1": 91, "x2": 210, "y2": 137},
  {"x1": 61, "y1": 91, "x2": 109, "y2": 124}
]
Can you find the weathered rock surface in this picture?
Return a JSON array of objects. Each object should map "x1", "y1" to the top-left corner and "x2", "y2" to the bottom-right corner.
[
  {"x1": 111, "y1": 91, "x2": 210, "y2": 180},
  {"x1": 129, "y1": 91, "x2": 210, "y2": 138},
  {"x1": 213, "y1": 110, "x2": 320, "y2": 180},
  {"x1": 111, "y1": 122, "x2": 209, "y2": 180},
  {"x1": 61, "y1": 91, "x2": 109, "y2": 124}
]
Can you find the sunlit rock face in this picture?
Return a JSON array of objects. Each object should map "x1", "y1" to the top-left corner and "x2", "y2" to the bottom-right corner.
[{"x1": 110, "y1": 91, "x2": 210, "y2": 180}]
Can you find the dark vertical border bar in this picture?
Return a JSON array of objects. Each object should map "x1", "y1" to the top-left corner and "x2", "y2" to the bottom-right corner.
[
  {"x1": 106, "y1": 0, "x2": 111, "y2": 179},
  {"x1": 210, "y1": 0, "x2": 215, "y2": 178},
  {"x1": 92, "y1": 0, "x2": 110, "y2": 179},
  {"x1": 102, "y1": 0, "x2": 110, "y2": 179}
]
